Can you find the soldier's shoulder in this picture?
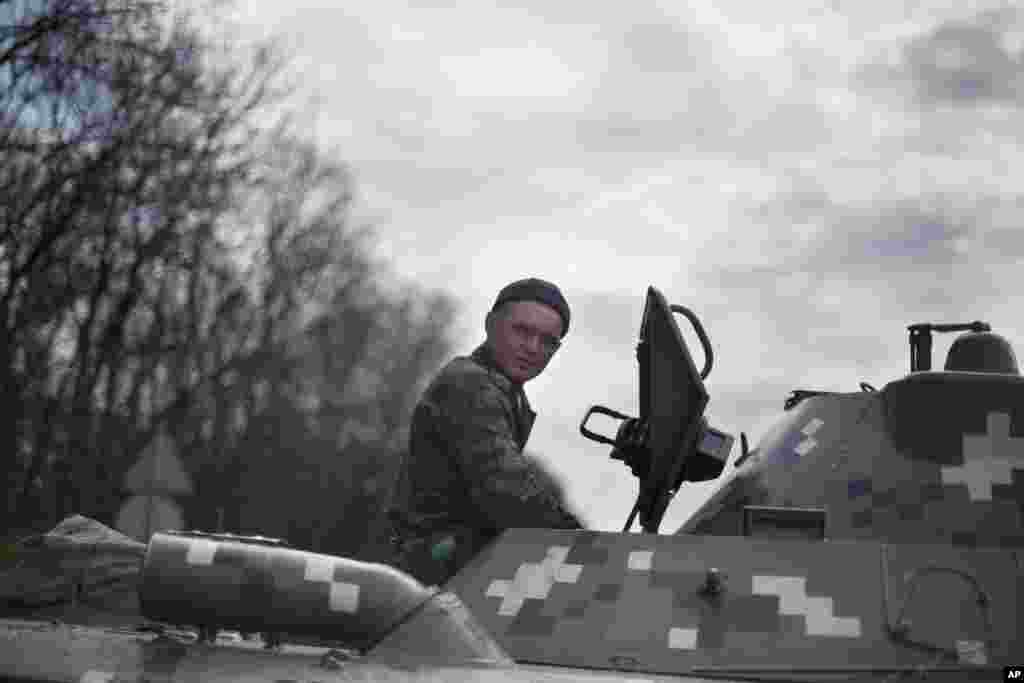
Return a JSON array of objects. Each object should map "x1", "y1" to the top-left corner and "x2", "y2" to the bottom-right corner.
[
  {"x1": 433, "y1": 355, "x2": 495, "y2": 390},
  {"x1": 427, "y1": 355, "x2": 507, "y2": 406}
]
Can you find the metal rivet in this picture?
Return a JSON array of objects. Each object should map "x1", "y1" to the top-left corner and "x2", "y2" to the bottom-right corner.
[{"x1": 700, "y1": 568, "x2": 725, "y2": 597}]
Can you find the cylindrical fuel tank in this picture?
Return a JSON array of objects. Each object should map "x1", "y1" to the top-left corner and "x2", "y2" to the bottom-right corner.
[{"x1": 139, "y1": 531, "x2": 433, "y2": 649}]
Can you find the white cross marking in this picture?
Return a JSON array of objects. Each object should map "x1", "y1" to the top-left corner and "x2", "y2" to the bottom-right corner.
[
  {"x1": 956, "y1": 640, "x2": 988, "y2": 665},
  {"x1": 328, "y1": 582, "x2": 360, "y2": 613},
  {"x1": 627, "y1": 550, "x2": 653, "y2": 571},
  {"x1": 485, "y1": 546, "x2": 583, "y2": 617},
  {"x1": 303, "y1": 555, "x2": 360, "y2": 613},
  {"x1": 80, "y1": 672, "x2": 115, "y2": 683},
  {"x1": 184, "y1": 539, "x2": 218, "y2": 565},
  {"x1": 304, "y1": 555, "x2": 334, "y2": 583},
  {"x1": 752, "y1": 575, "x2": 861, "y2": 638},
  {"x1": 803, "y1": 418, "x2": 824, "y2": 436},
  {"x1": 794, "y1": 438, "x2": 818, "y2": 457},
  {"x1": 667, "y1": 626, "x2": 698, "y2": 650},
  {"x1": 942, "y1": 412, "x2": 1020, "y2": 501},
  {"x1": 795, "y1": 418, "x2": 824, "y2": 457}
]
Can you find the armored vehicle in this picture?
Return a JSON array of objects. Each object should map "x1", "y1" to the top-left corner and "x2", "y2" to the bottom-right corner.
[{"x1": 2, "y1": 285, "x2": 1020, "y2": 682}]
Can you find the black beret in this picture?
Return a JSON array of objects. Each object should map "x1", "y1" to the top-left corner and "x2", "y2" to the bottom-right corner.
[{"x1": 492, "y1": 278, "x2": 571, "y2": 337}]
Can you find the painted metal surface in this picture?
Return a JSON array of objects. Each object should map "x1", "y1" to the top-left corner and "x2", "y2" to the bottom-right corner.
[
  {"x1": 684, "y1": 371, "x2": 1024, "y2": 549},
  {"x1": 140, "y1": 532, "x2": 431, "y2": 649},
  {"x1": 0, "y1": 617, "x2": 740, "y2": 682},
  {"x1": 445, "y1": 528, "x2": 1020, "y2": 677},
  {"x1": 881, "y1": 371, "x2": 1024, "y2": 547}
]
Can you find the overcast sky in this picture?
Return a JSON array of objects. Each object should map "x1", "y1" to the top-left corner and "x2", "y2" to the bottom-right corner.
[{"x1": 214, "y1": 0, "x2": 1024, "y2": 532}]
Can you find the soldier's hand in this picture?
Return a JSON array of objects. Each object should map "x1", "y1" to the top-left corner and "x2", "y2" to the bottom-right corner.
[
  {"x1": 610, "y1": 417, "x2": 650, "y2": 480},
  {"x1": 430, "y1": 535, "x2": 456, "y2": 563}
]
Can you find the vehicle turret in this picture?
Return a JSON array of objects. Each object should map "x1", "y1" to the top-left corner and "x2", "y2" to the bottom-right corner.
[
  {"x1": 680, "y1": 316, "x2": 1024, "y2": 550},
  {"x1": 944, "y1": 331, "x2": 1020, "y2": 374}
]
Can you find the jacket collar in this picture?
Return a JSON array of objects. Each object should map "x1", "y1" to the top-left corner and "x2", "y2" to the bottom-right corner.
[
  {"x1": 471, "y1": 343, "x2": 536, "y2": 439},
  {"x1": 471, "y1": 343, "x2": 521, "y2": 389}
]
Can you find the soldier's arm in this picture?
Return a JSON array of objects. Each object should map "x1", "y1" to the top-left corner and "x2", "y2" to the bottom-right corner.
[{"x1": 439, "y1": 374, "x2": 583, "y2": 531}]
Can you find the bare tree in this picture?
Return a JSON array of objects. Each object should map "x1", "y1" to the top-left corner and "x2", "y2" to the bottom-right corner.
[
  {"x1": 1, "y1": 0, "x2": 457, "y2": 555},
  {"x1": 1, "y1": 0, "x2": 290, "y2": 525}
]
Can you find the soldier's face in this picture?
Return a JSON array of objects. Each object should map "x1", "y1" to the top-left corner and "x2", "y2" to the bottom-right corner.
[{"x1": 487, "y1": 301, "x2": 564, "y2": 384}]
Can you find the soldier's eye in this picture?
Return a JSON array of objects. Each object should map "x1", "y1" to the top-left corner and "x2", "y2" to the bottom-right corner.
[{"x1": 510, "y1": 323, "x2": 560, "y2": 353}]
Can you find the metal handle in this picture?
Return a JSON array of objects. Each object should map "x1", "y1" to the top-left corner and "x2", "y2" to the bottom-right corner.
[
  {"x1": 670, "y1": 304, "x2": 713, "y2": 379},
  {"x1": 579, "y1": 405, "x2": 632, "y2": 446}
]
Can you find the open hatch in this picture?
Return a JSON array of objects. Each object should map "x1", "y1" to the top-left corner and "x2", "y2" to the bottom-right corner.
[{"x1": 579, "y1": 286, "x2": 732, "y2": 533}]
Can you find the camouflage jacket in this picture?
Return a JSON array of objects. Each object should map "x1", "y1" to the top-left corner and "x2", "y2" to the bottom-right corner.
[{"x1": 388, "y1": 344, "x2": 582, "y2": 586}]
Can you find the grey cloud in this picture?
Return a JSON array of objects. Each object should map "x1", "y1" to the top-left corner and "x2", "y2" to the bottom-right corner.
[
  {"x1": 621, "y1": 22, "x2": 702, "y2": 74},
  {"x1": 694, "y1": 192, "x2": 1024, "y2": 365},
  {"x1": 402, "y1": 0, "x2": 459, "y2": 7},
  {"x1": 860, "y1": 8, "x2": 1024, "y2": 106},
  {"x1": 572, "y1": 113, "x2": 719, "y2": 159},
  {"x1": 354, "y1": 159, "x2": 504, "y2": 208},
  {"x1": 570, "y1": 289, "x2": 648, "y2": 349},
  {"x1": 811, "y1": 207, "x2": 969, "y2": 271},
  {"x1": 743, "y1": 190, "x2": 986, "y2": 275},
  {"x1": 565, "y1": 12, "x2": 743, "y2": 158},
  {"x1": 712, "y1": 382, "x2": 807, "y2": 431},
  {"x1": 792, "y1": 197, "x2": 1024, "y2": 287},
  {"x1": 572, "y1": 80, "x2": 828, "y2": 161},
  {"x1": 373, "y1": 122, "x2": 429, "y2": 155}
]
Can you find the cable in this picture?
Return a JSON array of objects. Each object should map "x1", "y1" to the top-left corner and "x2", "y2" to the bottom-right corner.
[{"x1": 884, "y1": 562, "x2": 994, "y2": 663}]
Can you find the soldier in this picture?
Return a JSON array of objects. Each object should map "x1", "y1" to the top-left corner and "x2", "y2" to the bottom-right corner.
[{"x1": 388, "y1": 278, "x2": 584, "y2": 586}]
